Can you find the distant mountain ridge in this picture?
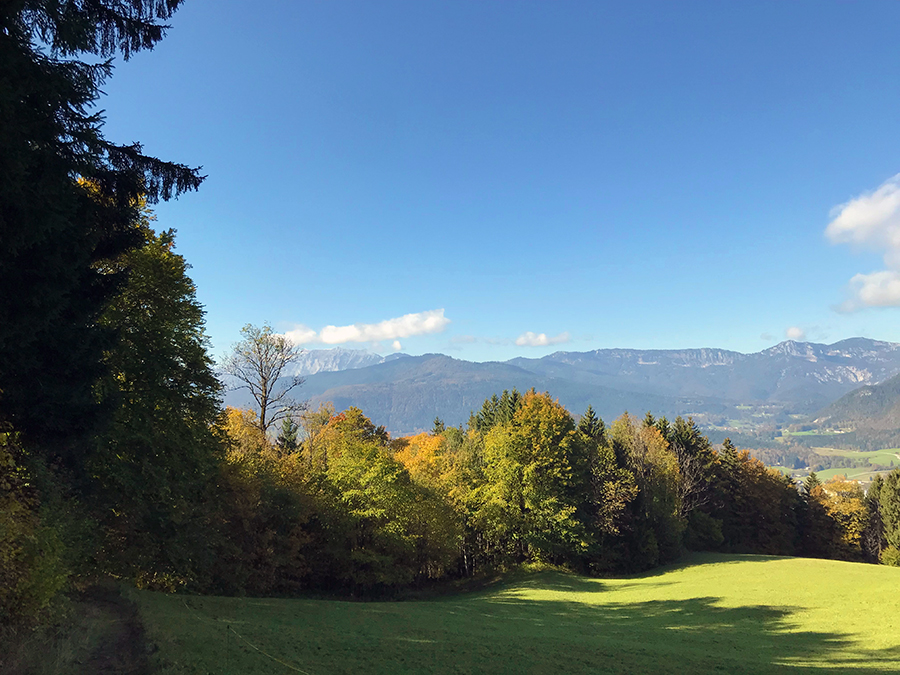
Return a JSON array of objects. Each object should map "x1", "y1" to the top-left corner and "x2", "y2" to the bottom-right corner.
[
  {"x1": 509, "y1": 338, "x2": 900, "y2": 406},
  {"x1": 287, "y1": 347, "x2": 410, "y2": 376},
  {"x1": 224, "y1": 338, "x2": 900, "y2": 436}
]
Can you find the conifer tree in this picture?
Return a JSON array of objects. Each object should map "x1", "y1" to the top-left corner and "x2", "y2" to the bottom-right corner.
[
  {"x1": 276, "y1": 418, "x2": 301, "y2": 453},
  {"x1": 0, "y1": 1, "x2": 203, "y2": 461},
  {"x1": 578, "y1": 405, "x2": 606, "y2": 442},
  {"x1": 803, "y1": 472, "x2": 822, "y2": 495},
  {"x1": 879, "y1": 469, "x2": 900, "y2": 552}
]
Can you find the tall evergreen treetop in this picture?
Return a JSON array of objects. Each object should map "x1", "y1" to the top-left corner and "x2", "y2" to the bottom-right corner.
[
  {"x1": 0, "y1": 1, "x2": 202, "y2": 457},
  {"x1": 578, "y1": 405, "x2": 605, "y2": 442}
]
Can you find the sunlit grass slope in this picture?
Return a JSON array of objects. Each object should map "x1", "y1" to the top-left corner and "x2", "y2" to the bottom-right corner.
[
  {"x1": 811, "y1": 447, "x2": 900, "y2": 481},
  {"x1": 136, "y1": 553, "x2": 900, "y2": 674}
]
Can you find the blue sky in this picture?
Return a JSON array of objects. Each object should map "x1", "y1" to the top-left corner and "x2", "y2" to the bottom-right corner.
[{"x1": 100, "y1": 0, "x2": 900, "y2": 361}]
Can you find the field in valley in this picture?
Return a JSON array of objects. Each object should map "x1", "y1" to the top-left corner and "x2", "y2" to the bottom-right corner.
[
  {"x1": 808, "y1": 447, "x2": 900, "y2": 481},
  {"x1": 135, "y1": 553, "x2": 900, "y2": 674}
]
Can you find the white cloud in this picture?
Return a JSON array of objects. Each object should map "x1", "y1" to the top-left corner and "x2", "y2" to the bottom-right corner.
[
  {"x1": 827, "y1": 174, "x2": 900, "y2": 310},
  {"x1": 785, "y1": 326, "x2": 806, "y2": 341},
  {"x1": 283, "y1": 325, "x2": 318, "y2": 345},
  {"x1": 283, "y1": 309, "x2": 450, "y2": 345},
  {"x1": 836, "y1": 271, "x2": 900, "y2": 313},
  {"x1": 515, "y1": 331, "x2": 570, "y2": 347},
  {"x1": 391, "y1": 340, "x2": 402, "y2": 351}
]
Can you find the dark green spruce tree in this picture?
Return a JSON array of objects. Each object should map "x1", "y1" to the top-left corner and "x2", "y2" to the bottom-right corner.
[{"x1": 0, "y1": 1, "x2": 203, "y2": 469}]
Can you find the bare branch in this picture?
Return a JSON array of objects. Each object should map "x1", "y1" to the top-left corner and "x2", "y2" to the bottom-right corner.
[
  {"x1": 221, "y1": 323, "x2": 307, "y2": 435},
  {"x1": 671, "y1": 441, "x2": 712, "y2": 517}
]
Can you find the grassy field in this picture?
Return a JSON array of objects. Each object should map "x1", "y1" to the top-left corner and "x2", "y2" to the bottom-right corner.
[
  {"x1": 134, "y1": 553, "x2": 900, "y2": 674},
  {"x1": 815, "y1": 466, "x2": 889, "y2": 481},
  {"x1": 812, "y1": 447, "x2": 900, "y2": 463},
  {"x1": 805, "y1": 447, "x2": 900, "y2": 481}
]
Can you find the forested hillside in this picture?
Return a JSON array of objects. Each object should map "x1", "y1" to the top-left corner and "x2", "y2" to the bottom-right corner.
[{"x1": 805, "y1": 374, "x2": 900, "y2": 450}]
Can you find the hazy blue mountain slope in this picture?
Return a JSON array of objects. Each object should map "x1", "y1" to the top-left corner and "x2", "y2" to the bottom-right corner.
[
  {"x1": 302, "y1": 356, "x2": 717, "y2": 436},
  {"x1": 510, "y1": 339, "x2": 900, "y2": 407},
  {"x1": 222, "y1": 339, "x2": 900, "y2": 437},
  {"x1": 813, "y1": 373, "x2": 900, "y2": 430},
  {"x1": 226, "y1": 353, "x2": 715, "y2": 435}
]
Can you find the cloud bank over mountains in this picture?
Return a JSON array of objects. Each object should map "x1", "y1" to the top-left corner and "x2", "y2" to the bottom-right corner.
[
  {"x1": 827, "y1": 174, "x2": 900, "y2": 311},
  {"x1": 285, "y1": 309, "x2": 450, "y2": 346},
  {"x1": 283, "y1": 310, "x2": 576, "y2": 353}
]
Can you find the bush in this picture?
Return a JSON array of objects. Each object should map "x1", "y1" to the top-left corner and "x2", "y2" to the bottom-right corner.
[
  {"x1": 880, "y1": 546, "x2": 900, "y2": 567},
  {"x1": 0, "y1": 443, "x2": 69, "y2": 625},
  {"x1": 684, "y1": 511, "x2": 725, "y2": 551}
]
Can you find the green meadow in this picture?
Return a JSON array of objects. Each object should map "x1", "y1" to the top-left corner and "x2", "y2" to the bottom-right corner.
[
  {"x1": 808, "y1": 448, "x2": 900, "y2": 481},
  {"x1": 136, "y1": 553, "x2": 900, "y2": 674}
]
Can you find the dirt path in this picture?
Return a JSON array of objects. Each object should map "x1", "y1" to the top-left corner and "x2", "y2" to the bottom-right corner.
[
  {"x1": 1, "y1": 584, "x2": 154, "y2": 675},
  {"x1": 81, "y1": 585, "x2": 153, "y2": 675}
]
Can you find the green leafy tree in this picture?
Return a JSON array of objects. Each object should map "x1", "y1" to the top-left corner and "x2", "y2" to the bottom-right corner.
[
  {"x1": 306, "y1": 408, "x2": 460, "y2": 589},
  {"x1": 609, "y1": 413, "x2": 683, "y2": 569},
  {"x1": 878, "y1": 469, "x2": 900, "y2": 564},
  {"x1": 481, "y1": 392, "x2": 588, "y2": 565},
  {"x1": 91, "y1": 224, "x2": 226, "y2": 586}
]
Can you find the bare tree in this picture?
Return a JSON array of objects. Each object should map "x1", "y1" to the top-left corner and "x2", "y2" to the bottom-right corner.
[
  {"x1": 671, "y1": 441, "x2": 712, "y2": 518},
  {"x1": 222, "y1": 323, "x2": 306, "y2": 434}
]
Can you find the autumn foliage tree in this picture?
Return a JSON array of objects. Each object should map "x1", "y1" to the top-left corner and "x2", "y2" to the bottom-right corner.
[{"x1": 806, "y1": 477, "x2": 869, "y2": 561}]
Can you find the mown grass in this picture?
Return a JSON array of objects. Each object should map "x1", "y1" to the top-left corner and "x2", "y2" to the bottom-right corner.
[{"x1": 134, "y1": 553, "x2": 900, "y2": 674}]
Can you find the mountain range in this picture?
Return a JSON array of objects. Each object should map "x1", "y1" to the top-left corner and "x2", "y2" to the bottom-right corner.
[
  {"x1": 286, "y1": 347, "x2": 410, "y2": 376},
  {"x1": 224, "y1": 338, "x2": 900, "y2": 437}
]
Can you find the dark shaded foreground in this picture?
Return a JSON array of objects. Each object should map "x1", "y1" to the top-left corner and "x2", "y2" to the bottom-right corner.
[{"x1": 0, "y1": 584, "x2": 152, "y2": 675}]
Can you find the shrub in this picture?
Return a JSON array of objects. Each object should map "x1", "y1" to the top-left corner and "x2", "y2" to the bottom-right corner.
[{"x1": 880, "y1": 546, "x2": 900, "y2": 567}]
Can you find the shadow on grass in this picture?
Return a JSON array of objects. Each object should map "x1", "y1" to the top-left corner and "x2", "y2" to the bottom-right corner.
[
  {"x1": 164, "y1": 578, "x2": 900, "y2": 675},
  {"x1": 464, "y1": 588, "x2": 900, "y2": 673},
  {"x1": 621, "y1": 551, "x2": 794, "y2": 579},
  {"x1": 155, "y1": 555, "x2": 900, "y2": 675},
  {"x1": 422, "y1": 552, "x2": 794, "y2": 600}
]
